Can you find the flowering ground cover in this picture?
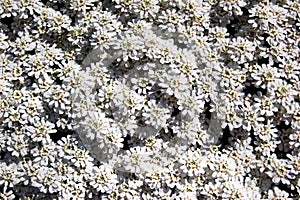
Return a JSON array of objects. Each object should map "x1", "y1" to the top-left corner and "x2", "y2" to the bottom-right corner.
[{"x1": 0, "y1": 0, "x2": 299, "y2": 199}]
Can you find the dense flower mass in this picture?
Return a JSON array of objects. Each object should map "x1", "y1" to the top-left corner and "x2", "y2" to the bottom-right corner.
[{"x1": 0, "y1": 0, "x2": 299, "y2": 199}]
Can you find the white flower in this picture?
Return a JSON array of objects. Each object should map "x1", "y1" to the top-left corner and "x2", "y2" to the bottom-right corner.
[
  {"x1": 221, "y1": 106, "x2": 242, "y2": 131},
  {"x1": 177, "y1": 91, "x2": 205, "y2": 118},
  {"x1": 208, "y1": 152, "x2": 237, "y2": 180},
  {"x1": 177, "y1": 180, "x2": 197, "y2": 199},
  {"x1": 0, "y1": 33, "x2": 9, "y2": 50},
  {"x1": 11, "y1": 31, "x2": 36, "y2": 55},
  {"x1": 117, "y1": 146, "x2": 155, "y2": 173},
  {"x1": 0, "y1": 162, "x2": 21, "y2": 187},
  {"x1": 253, "y1": 92, "x2": 278, "y2": 116},
  {"x1": 27, "y1": 118, "x2": 56, "y2": 143},
  {"x1": 142, "y1": 99, "x2": 170, "y2": 130},
  {"x1": 6, "y1": 128, "x2": 29, "y2": 157},
  {"x1": 219, "y1": 0, "x2": 247, "y2": 16},
  {"x1": 259, "y1": 133, "x2": 281, "y2": 156},
  {"x1": 69, "y1": 0, "x2": 96, "y2": 12},
  {"x1": 179, "y1": 149, "x2": 207, "y2": 176},
  {"x1": 112, "y1": 30, "x2": 144, "y2": 62},
  {"x1": 268, "y1": 187, "x2": 292, "y2": 200},
  {"x1": 163, "y1": 165, "x2": 184, "y2": 188},
  {"x1": 135, "y1": 0, "x2": 160, "y2": 19},
  {"x1": 1, "y1": 0, "x2": 299, "y2": 198},
  {"x1": 253, "y1": 120, "x2": 278, "y2": 142},
  {"x1": 158, "y1": 9, "x2": 184, "y2": 32},
  {"x1": 112, "y1": 82, "x2": 145, "y2": 115},
  {"x1": 241, "y1": 101, "x2": 265, "y2": 131},
  {"x1": 289, "y1": 130, "x2": 300, "y2": 148},
  {"x1": 32, "y1": 166, "x2": 62, "y2": 193},
  {"x1": 89, "y1": 165, "x2": 118, "y2": 193},
  {"x1": 274, "y1": 80, "x2": 298, "y2": 108},
  {"x1": 163, "y1": 69, "x2": 190, "y2": 97},
  {"x1": 227, "y1": 37, "x2": 256, "y2": 64},
  {"x1": 0, "y1": 188, "x2": 15, "y2": 200},
  {"x1": 90, "y1": 27, "x2": 117, "y2": 49},
  {"x1": 266, "y1": 157, "x2": 295, "y2": 185},
  {"x1": 251, "y1": 63, "x2": 279, "y2": 89},
  {"x1": 176, "y1": 117, "x2": 199, "y2": 143},
  {"x1": 44, "y1": 85, "x2": 71, "y2": 114},
  {"x1": 31, "y1": 143, "x2": 57, "y2": 166},
  {"x1": 128, "y1": 20, "x2": 152, "y2": 34}
]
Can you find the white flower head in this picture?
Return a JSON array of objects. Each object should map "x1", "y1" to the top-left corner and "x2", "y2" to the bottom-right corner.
[{"x1": 72, "y1": 24, "x2": 218, "y2": 173}]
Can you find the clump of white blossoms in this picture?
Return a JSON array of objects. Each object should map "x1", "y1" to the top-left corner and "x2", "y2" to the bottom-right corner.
[{"x1": 0, "y1": 0, "x2": 299, "y2": 199}]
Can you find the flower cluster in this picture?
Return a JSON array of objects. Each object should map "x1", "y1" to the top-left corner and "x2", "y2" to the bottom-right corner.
[{"x1": 0, "y1": 0, "x2": 299, "y2": 199}]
